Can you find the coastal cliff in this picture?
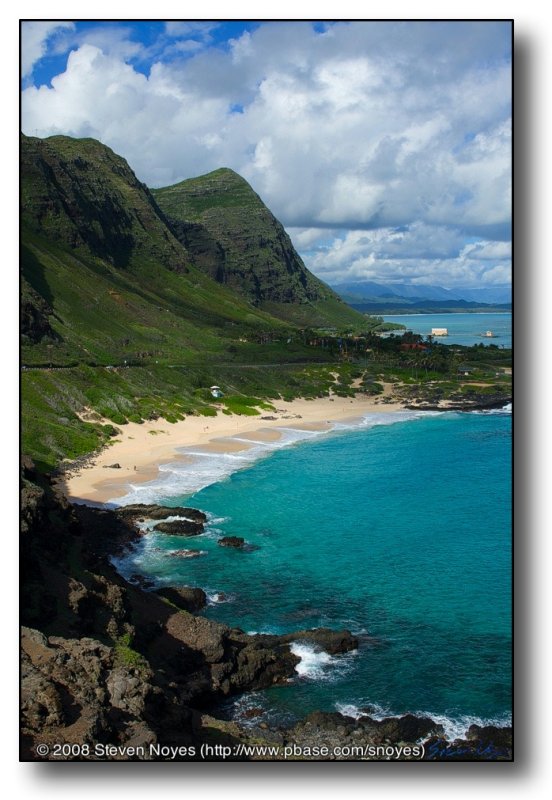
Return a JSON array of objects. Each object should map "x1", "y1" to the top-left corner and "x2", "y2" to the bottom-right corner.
[{"x1": 20, "y1": 458, "x2": 511, "y2": 761}]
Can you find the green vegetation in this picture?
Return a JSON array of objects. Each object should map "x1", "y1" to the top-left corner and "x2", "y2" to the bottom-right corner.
[
  {"x1": 220, "y1": 395, "x2": 276, "y2": 416},
  {"x1": 113, "y1": 632, "x2": 146, "y2": 668},
  {"x1": 20, "y1": 134, "x2": 510, "y2": 472},
  {"x1": 153, "y1": 168, "x2": 370, "y2": 329}
]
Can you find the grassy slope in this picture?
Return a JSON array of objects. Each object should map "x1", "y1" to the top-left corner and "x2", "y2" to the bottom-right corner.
[
  {"x1": 25, "y1": 136, "x2": 499, "y2": 473},
  {"x1": 21, "y1": 138, "x2": 368, "y2": 469},
  {"x1": 22, "y1": 357, "x2": 363, "y2": 472},
  {"x1": 21, "y1": 231, "x2": 288, "y2": 367}
]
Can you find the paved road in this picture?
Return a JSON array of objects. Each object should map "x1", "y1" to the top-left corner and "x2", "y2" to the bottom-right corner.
[{"x1": 21, "y1": 360, "x2": 335, "y2": 372}]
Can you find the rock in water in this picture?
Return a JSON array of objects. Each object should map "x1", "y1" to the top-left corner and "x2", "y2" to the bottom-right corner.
[
  {"x1": 218, "y1": 536, "x2": 245, "y2": 548},
  {"x1": 117, "y1": 504, "x2": 207, "y2": 523},
  {"x1": 153, "y1": 519, "x2": 204, "y2": 536},
  {"x1": 274, "y1": 628, "x2": 359, "y2": 654},
  {"x1": 167, "y1": 549, "x2": 204, "y2": 559}
]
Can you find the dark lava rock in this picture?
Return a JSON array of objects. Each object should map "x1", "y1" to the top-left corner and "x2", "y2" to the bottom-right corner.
[
  {"x1": 370, "y1": 714, "x2": 443, "y2": 744},
  {"x1": 167, "y1": 549, "x2": 204, "y2": 559},
  {"x1": 241, "y1": 707, "x2": 265, "y2": 720},
  {"x1": 467, "y1": 724, "x2": 512, "y2": 749},
  {"x1": 423, "y1": 731, "x2": 512, "y2": 761},
  {"x1": 117, "y1": 504, "x2": 207, "y2": 523},
  {"x1": 302, "y1": 711, "x2": 356, "y2": 731},
  {"x1": 104, "y1": 463, "x2": 121, "y2": 469},
  {"x1": 153, "y1": 519, "x2": 204, "y2": 536},
  {"x1": 21, "y1": 626, "x2": 158, "y2": 760},
  {"x1": 359, "y1": 705, "x2": 379, "y2": 715},
  {"x1": 156, "y1": 587, "x2": 207, "y2": 612},
  {"x1": 129, "y1": 574, "x2": 156, "y2": 590},
  {"x1": 218, "y1": 536, "x2": 245, "y2": 548},
  {"x1": 276, "y1": 628, "x2": 359, "y2": 654}
]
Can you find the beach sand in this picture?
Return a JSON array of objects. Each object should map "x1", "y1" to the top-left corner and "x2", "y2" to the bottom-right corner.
[{"x1": 60, "y1": 392, "x2": 405, "y2": 505}]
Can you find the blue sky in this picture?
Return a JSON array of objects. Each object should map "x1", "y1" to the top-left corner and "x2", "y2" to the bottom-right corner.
[{"x1": 21, "y1": 19, "x2": 512, "y2": 289}]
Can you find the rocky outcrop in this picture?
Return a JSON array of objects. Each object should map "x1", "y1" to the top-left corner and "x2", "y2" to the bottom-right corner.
[
  {"x1": 20, "y1": 626, "x2": 160, "y2": 760},
  {"x1": 20, "y1": 461, "x2": 512, "y2": 762},
  {"x1": 422, "y1": 725, "x2": 513, "y2": 761},
  {"x1": 116, "y1": 504, "x2": 207, "y2": 524},
  {"x1": 156, "y1": 587, "x2": 207, "y2": 612},
  {"x1": 274, "y1": 628, "x2": 359, "y2": 655},
  {"x1": 154, "y1": 519, "x2": 204, "y2": 536},
  {"x1": 268, "y1": 711, "x2": 512, "y2": 761},
  {"x1": 405, "y1": 395, "x2": 511, "y2": 412},
  {"x1": 21, "y1": 277, "x2": 57, "y2": 343},
  {"x1": 21, "y1": 463, "x2": 355, "y2": 759},
  {"x1": 218, "y1": 536, "x2": 245, "y2": 548}
]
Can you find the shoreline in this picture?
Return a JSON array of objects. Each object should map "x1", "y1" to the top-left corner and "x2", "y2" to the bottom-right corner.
[{"x1": 60, "y1": 392, "x2": 407, "y2": 505}]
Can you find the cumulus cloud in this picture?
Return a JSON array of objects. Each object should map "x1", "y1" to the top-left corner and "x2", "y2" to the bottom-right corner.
[
  {"x1": 21, "y1": 20, "x2": 511, "y2": 287},
  {"x1": 295, "y1": 224, "x2": 512, "y2": 288}
]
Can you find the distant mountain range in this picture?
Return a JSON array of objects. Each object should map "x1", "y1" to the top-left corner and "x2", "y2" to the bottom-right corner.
[{"x1": 329, "y1": 281, "x2": 511, "y2": 313}]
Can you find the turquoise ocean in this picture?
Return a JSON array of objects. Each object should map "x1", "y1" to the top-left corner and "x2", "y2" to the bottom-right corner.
[
  {"x1": 382, "y1": 312, "x2": 512, "y2": 348},
  {"x1": 113, "y1": 407, "x2": 512, "y2": 739}
]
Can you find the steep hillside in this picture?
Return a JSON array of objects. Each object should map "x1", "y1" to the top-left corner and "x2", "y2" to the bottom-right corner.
[
  {"x1": 152, "y1": 169, "x2": 363, "y2": 328},
  {"x1": 21, "y1": 135, "x2": 189, "y2": 273},
  {"x1": 21, "y1": 135, "x2": 374, "y2": 469},
  {"x1": 21, "y1": 136, "x2": 293, "y2": 368}
]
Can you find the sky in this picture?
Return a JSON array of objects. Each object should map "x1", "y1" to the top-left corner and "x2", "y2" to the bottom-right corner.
[{"x1": 20, "y1": 19, "x2": 512, "y2": 290}]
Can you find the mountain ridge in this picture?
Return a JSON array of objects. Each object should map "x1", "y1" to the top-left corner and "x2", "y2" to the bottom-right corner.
[
  {"x1": 152, "y1": 168, "x2": 360, "y2": 326},
  {"x1": 20, "y1": 133, "x2": 379, "y2": 469},
  {"x1": 331, "y1": 280, "x2": 511, "y2": 307}
]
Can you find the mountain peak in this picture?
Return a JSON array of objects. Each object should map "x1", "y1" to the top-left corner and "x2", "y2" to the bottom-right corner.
[{"x1": 153, "y1": 168, "x2": 342, "y2": 314}]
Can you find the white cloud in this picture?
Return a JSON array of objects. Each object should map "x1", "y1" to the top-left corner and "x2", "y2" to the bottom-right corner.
[
  {"x1": 21, "y1": 21, "x2": 74, "y2": 79},
  {"x1": 300, "y1": 225, "x2": 512, "y2": 288},
  {"x1": 21, "y1": 20, "x2": 511, "y2": 286}
]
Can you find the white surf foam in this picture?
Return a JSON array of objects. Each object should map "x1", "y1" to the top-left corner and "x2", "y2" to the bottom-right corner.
[
  {"x1": 471, "y1": 401, "x2": 512, "y2": 416},
  {"x1": 334, "y1": 701, "x2": 511, "y2": 741},
  {"x1": 291, "y1": 643, "x2": 336, "y2": 679},
  {"x1": 290, "y1": 642, "x2": 357, "y2": 681},
  {"x1": 415, "y1": 711, "x2": 512, "y2": 742},
  {"x1": 335, "y1": 701, "x2": 391, "y2": 720},
  {"x1": 109, "y1": 410, "x2": 434, "y2": 506},
  {"x1": 206, "y1": 591, "x2": 235, "y2": 605}
]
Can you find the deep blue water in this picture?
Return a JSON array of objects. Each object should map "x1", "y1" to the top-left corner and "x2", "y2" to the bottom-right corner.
[
  {"x1": 117, "y1": 410, "x2": 512, "y2": 737},
  {"x1": 382, "y1": 312, "x2": 512, "y2": 348}
]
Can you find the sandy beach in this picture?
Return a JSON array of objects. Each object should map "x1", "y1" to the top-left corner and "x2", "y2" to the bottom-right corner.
[{"x1": 60, "y1": 392, "x2": 406, "y2": 505}]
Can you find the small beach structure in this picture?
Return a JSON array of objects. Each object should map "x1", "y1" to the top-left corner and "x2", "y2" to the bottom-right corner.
[
  {"x1": 210, "y1": 385, "x2": 224, "y2": 398},
  {"x1": 431, "y1": 328, "x2": 448, "y2": 336}
]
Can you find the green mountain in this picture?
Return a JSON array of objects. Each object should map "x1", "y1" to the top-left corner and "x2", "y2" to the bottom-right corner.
[
  {"x1": 21, "y1": 135, "x2": 288, "y2": 365},
  {"x1": 20, "y1": 135, "x2": 376, "y2": 469},
  {"x1": 152, "y1": 168, "x2": 361, "y2": 328}
]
